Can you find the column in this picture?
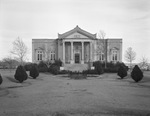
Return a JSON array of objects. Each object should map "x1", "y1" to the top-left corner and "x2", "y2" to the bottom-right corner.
[
  {"x1": 63, "y1": 41, "x2": 65, "y2": 64},
  {"x1": 90, "y1": 41, "x2": 94, "y2": 69},
  {"x1": 70, "y1": 41, "x2": 74, "y2": 64},
  {"x1": 45, "y1": 43, "x2": 48, "y2": 61},
  {"x1": 81, "y1": 41, "x2": 84, "y2": 64},
  {"x1": 90, "y1": 42, "x2": 92, "y2": 62}
]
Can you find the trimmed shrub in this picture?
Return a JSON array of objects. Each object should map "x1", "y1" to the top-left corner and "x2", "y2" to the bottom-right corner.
[
  {"x1": 59, "y1": 70, "x2": 70, "y2": 74},
  {"x1": 69, "y1": 71, "x2": 87, "y2": 79},
  {"x1": 14, "y1": 65, "x2": 28, "y2": 83},
  {"x1": 48, "y1": 65, "x2": 59, "y2": 75},
  {"x1": 0, "y1": 74, "x2": 3, "y2": 85},
  {"x1": 117, "y1": 65, "x2": 127, "y2": 79},
  {"x1": 38, "y1": 61, "x2": 48, "y2": 72},
  {"x1": 85, "y1": 69, "x2": 98, "y2": 75},
  {"x1": 24, "y1": 63, "x2": 32, "y2": 71},
  {"x1": 131, "y1": 65, "x2": 143, "y2": 82},
  {"x1": 53, "y1": 59, "x2": 62, "y2": 67},
  {"x1": 30, "y1": 64, "x2": 39, "y2": 79},
  {"x1": 93, "y1": 61, "x2": 128, "y2": 73},
  {"x1": 93, "y1": 61, "x2": 104, "y2": 75}
]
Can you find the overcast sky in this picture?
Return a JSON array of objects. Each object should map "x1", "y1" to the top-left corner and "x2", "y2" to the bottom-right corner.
[{"x1": 0, "y1": 0, "x2": 150, "y2": 63}]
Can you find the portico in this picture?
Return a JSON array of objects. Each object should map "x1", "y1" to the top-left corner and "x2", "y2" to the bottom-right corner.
[{"x1": 62, "y1": 40, "x2": 93, "y2": 64}]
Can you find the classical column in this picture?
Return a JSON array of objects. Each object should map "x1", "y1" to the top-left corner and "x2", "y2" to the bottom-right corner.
[
  {"x1": 70, "y1": 41, "x2": 74, "y2": 64},
  {"x1": 63, "y1": 41, "x2": 65, "y2": 64},
  {"x1": 90, "y1": 42, "x2": 92, "y2": 62},
  {"x1": 81, "y1": 41, "x2": 84, "y2": 64}
]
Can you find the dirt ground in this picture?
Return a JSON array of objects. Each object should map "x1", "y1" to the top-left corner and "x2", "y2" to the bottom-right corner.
[{"x1": 0, "y1": 69, "x2": 150, "y2": 116}]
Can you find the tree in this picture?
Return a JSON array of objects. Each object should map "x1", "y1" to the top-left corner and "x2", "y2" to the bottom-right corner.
[
  {"x1": 38, "y1": 47, "x2": 53, "y2": 68},
  {"x1": 30, "y1": 64, "x2": 39, "y2": 79},
  {"x1": 139, "y1": 56, "x2": 149, "y2": 71},
  {"x1": 2, "y1": 56, "x2": 19, "y2": 68},
  {"x1": 131, "y1": 65, "x2": 143, "y2": 82},
  {"x1": 11, "y1": 37, "x2": 28, "y2": 65},
  {"x1": 125, "y1": 47, "x2": 136, "y2": 70},
  {"x1": 117, "y1": 65, "x2": 127, "y2": 79},
  {"x1": 14, "y1": 65, "x2": 28, "y2": 83},
  {"x1": 96, "y1": 30, "x2": 107, "y2": 68}
]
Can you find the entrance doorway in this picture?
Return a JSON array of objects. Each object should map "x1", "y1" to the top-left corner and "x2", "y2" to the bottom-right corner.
[{"x1": 75, "y1": 53, "x2": 80, "y2": 63}]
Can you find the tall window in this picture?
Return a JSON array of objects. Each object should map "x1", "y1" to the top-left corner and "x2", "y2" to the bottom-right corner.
[
  {"x1": 37, "y1": 50, "x2": 43, "y2": 61},
  {"x1": 99, "y1": 52, "x2": 104, "y2": 61},
  {"x1": 50, "y1": 51, "x2": 55, "y2": 60},
  {"x1": 112, "y1": 50, "x2": 118, "y2": 61}
]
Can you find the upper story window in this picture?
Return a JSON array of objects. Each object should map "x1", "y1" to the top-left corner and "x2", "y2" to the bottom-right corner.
[
  {"x1": 112, "y1": 50, "x2": 118, "y2": 61},
  {"x1": 37, "y1": 50, "x2": 43, "y2": 61},
  {"x1": 50, "y1": 51, "x2": 55, "y2": 60}
]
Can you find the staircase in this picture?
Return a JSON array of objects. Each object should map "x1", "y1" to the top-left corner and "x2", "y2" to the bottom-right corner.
[{"x1": 64, "y1": 64, "x2": 88, "y2": 72}]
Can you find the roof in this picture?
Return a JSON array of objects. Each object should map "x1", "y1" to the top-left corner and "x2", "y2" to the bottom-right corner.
[{"x1": 58, "y1": 25, "x2": 97, "y2": 39}]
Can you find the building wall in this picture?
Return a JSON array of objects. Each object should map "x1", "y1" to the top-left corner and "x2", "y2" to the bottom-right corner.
[
  {"x1": 107, "y1": 39, "x2": 122, "y2": 62},
  {"x1": 32, "y1": 39, "x2": 57, "y2": 63},
  {"x1": 32, "y1": 38, "x2": 122, "y2": 63}
]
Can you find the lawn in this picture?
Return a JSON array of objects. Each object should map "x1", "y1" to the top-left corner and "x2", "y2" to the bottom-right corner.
[{"x1": 0, "y1": 69, "x2": 150, "y2": 116}]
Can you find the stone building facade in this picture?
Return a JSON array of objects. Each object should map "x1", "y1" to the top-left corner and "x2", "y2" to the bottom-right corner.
[{"x1": 32, "y1": 26, "x2": 122, "y2": 64}]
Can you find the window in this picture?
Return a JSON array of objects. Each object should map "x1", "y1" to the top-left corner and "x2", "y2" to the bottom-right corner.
[
  {"x1": 37, "y1": 50, "x2": 43, "y2": 61},
  {"x1": 50, "y1": 51, "x2": 55, "y2": 60},
  {"x1": 112, "y1": 50, "x2": 117, "y2": 61},
  {"x1": 99, "y1": 52, "x2": 104, "y2": 61}
]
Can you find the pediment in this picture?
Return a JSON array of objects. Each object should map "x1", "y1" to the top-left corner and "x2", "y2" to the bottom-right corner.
[
  {"x1": 65, "y1": 32, "x2": 88, "y2": 38},
  {"x1": 58, "y1": 25, "x2": 96, "y2": 39}
]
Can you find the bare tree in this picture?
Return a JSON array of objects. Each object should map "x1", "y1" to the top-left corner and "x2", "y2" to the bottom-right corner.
[
  {"x1": 96, "y1": 30, "x2": 107, "y2": 68},
  {"x1": 139, "y1": 56, "x2": 149, "y2": 71},
  {"x1": 2, "y1": 56, "x2": 19, "y2": 71},
  {"x1": 39, "y1": 46, "x2": 53, "y2": 68},
  {"x1": 11, "y1": 37, "x2": 28, "y2": 65},
  {"x1": 125, "y1": 47, "x2": 136, "y2": 70}
]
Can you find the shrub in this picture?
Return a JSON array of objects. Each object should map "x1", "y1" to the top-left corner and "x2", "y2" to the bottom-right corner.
[
  {"x1": 38, "y1": 61, "x2": 48, "y2": 72},
  {"x1": 131, "y1": 65, "x2": 143, "y2": 82},
  {"x1": 53, "y1": 59, "x2": 62, "y2": 67},
  {"x1": 93, "y1": 61, "x2": 104, "y2": 75},
  {"x1": 48, "y1": 65, "x2": 59, "y2": 75},
  {"x1": 117, "y1": 65, "x2": 127, "y2": 79},
  {"x1": 24, "y1": 63, "x2": 32, "y2": 71},
  {"x1": 14, "y1": 65, "x2": 28, "y2": 83},
  {"x1": 104, "y1": 67, "x2": 118, "y2": 73},
  {"x1": 69, "y1": 71, "x2": 87, "y2": 79},
  {"x1": 0, "y1": 74, "x2": 3, "y2": 85},
  {"x1": 30, "y1": 64, "x2": 39, "y2": 79},
  {"x1": 59, "y1": 70, "x2": 70, "y2": 74},
  {"x1": 85, "y1": 69, "x2": 98, "y2": 75}
]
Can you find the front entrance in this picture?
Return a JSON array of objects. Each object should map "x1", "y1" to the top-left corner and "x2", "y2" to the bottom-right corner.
[{"x1": 75, "y1": 53, "x2": 80, "y2": 63}]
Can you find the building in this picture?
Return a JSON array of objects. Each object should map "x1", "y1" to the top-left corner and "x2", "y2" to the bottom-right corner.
[{"x1": 32, "y1": 26, "x2": 122, "y2": 66}]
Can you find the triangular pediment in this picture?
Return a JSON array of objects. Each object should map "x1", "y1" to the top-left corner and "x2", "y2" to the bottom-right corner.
[
  {"x1": 65, "y1": 32, "x2": 89, "y2": 38},
  {"x1": 58, "y1": 25, "x2": 96, "y2": 39}
]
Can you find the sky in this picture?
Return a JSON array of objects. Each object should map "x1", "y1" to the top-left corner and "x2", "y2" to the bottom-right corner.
[{"x1": 0, "y1": 0, "x2": 150, "y2": 63}]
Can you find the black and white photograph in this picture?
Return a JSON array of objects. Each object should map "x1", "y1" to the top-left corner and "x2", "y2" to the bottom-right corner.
[{"x1": 0, "y1": 0, "x2": 150, "y2": 115}]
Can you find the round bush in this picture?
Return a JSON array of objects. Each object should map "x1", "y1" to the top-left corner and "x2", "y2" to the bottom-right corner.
[
  {"x1": 30, "y1": 64, "x2": 39, "y2": 79},
  {"x1": 38, "y1": 61, "x2": 48, "y2": 72},
  {"x1": 48, "y1": 65, "x2": 59, "y2": 75},
  {"x1": 14, "y1": 65, "x2": 28, "y2": 83},
  {"x1": 117, "y1": 65, "x2": 127, "y2": 79},
  {"x1": 131, "y1": 65, "x2": 143, "y2": 82},
  {"x1": 0, "y1": 74, "x2": 3, "y2": 85}
]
